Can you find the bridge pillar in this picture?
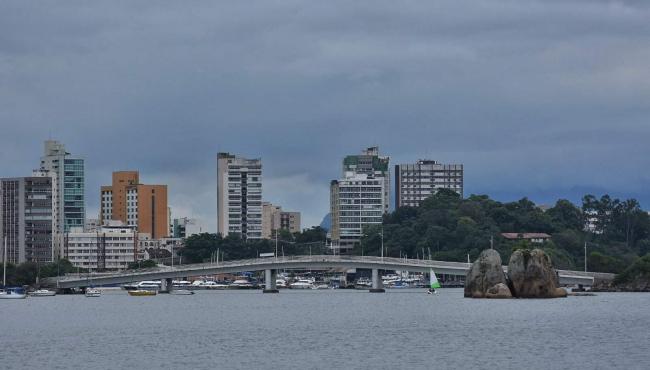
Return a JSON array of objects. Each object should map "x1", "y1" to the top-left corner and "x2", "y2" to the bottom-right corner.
[
  {"x1": 263, "y1": 269, "x2": 279, "y2": 293},
  {"x1": 160, "y1": 278, "x2": 173, "y2": 293},
  {"x1": 369, "y1": 268, "x2": 385, "y2": 293}
]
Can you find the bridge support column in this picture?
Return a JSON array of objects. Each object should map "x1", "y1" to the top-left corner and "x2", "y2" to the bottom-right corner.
[
  {"x1": 160, "y1": 278, "x2": 173, "y2": 293},
  {"x1": 369, "y1": 268, "x2": 385, "y2": 293},
  {"x1": 263, "y1": 269, "x2": 279, "y2": 293}
]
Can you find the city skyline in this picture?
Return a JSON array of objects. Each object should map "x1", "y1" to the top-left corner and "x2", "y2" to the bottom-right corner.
[{"x1": 2, "y1": 2, "x2": 650, "y2": 231}]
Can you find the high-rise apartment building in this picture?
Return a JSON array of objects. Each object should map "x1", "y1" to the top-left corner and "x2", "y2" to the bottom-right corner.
[
  {"x1": 329, "y1": 173, "x2": 386, "y2": 251},
  {"x1": 261, "y1": 202, "x2": 301, "y2": 238},
  {"x1": 395, "y1": 160, "x2": 463, "y2": 208},
  {"x1": 39, "y1": 140, "x2": 85, "y2": 232},
  {"x1": 342, "y1": 147, "x2": 390, "y2": 214},
  {"x1": 0, "y1": 171, "x2": 58, "y2": 264},
  {"x1": 99, "y1": 171, "x2": 168, "y2": 239},
  {"x1": 172, "y1": 217, "x2": 202, "y2": 238},
  {"x1": 217, "y1": 153, "x2": 263, "y2": 240}
]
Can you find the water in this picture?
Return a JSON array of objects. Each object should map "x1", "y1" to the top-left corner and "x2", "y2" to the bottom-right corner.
[{"x1": 1, "y1": 289, "x2": 649, "y2": 369}]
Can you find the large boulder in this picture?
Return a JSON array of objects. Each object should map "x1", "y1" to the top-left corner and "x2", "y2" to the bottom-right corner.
[
  {"x1": 485, "y1": 283, "x2": 513, "y2": 298},
  {"x1": 464, "y1": 249, "x2": 509, "y2": 298},
  {"x1": 508, "y1": 249, "x2": 567, "y2": 298}
]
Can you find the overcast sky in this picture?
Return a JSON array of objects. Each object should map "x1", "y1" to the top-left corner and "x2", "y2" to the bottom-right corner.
[{"x1": 1, "y1": 1, "x2": 650, "y2": 231}]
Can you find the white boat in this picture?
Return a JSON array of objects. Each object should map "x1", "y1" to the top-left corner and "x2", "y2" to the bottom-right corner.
[
  {"x1": 355, "y1": 277, "x2": 372, "y2": 289},
  {"x1": 169, "y1": 289, "x2": 194, "y2": 295},
  {"x1": 311, "y1": 284, "x2": 329, "y2": 290},
  {"x1": 276, "y1": 279, "x2": 287, "y2": 288},
  {"x1": 195, "y1": 280, "x2": 229, "y2": 289},
  {"x1": 230, "y1": 279, "x2": 254, "y2": 289},
  {"x1": 85, "y1": 288, "x2": 101, "y2": 297},
  {"x1": 290, "y1": 279, "x2": 315, "y2": 289},
  {"x1": 29, "y1": 289, "x2": 56, "y2": 297},
  {"x1": 0, "y1": 287, "x2": 27, "y2": 299}
]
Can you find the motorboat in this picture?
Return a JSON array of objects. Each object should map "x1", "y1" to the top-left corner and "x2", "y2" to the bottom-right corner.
[
  {"x1": 355, "y1": 277, "x2": 372, "y2": 289},
  {"x1": 128, "y1": 289, "x2": 157, "y2": 296},
  {"x1": 229, "y1": 279, "x2": 254, "y2": 289},
  {"x1": 290, "y1": 279, "x2": 315, "y2": 289},
  {"x1": 0, "y1": 287, "x2": 27, "y2": 299},
  {"x1": 276, "y1": 279, "x2": 288, "y2": 288},
  {"x1": 85, "y1": 288, "x2": 101, "y2": 297},
  {"x1": 172, "y1": 280, "x2": 192, "y2": 288},
  {"x1": 123, "y1": 281, "x2": 161, "y2": 291},
  {"x1": 311, "y1": 284, "x2": 329, "y2": 290},
  {"x1": 169, "y1": 289, "x2": 194, "y2": 295},
  {"x1": 192, "y1": 280, "x2": 228, "y2": 289},
  {"x1": 29, "y1": 289, "x2": 57, "y2": 297}
]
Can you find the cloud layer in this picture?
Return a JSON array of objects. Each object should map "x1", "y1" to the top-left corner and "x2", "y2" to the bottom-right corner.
[{"x1": 1, "y1": 1, "x2": 650, "y2": 230}]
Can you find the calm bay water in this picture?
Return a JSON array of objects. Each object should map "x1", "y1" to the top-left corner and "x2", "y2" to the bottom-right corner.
[{"x1": 1, "y1": 289, "x2": 649, "y2": 369}]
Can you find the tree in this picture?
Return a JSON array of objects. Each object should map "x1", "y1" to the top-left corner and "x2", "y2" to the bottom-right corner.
[{"x1": 547, "y1": 199, "x2": 583, "y2": 231}]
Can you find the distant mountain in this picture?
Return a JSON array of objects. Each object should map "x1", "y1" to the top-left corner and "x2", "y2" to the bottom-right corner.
[{"x1": 319, "y1": 213, "x2": 331, "y2": 232}]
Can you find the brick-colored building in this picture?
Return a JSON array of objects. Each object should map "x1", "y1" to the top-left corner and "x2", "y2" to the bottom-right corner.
[{"x1": 100, "y1": 171, "x2": 168, "y2": 239}]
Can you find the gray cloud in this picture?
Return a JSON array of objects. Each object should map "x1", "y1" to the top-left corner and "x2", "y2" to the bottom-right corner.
[{"x1": 1, "y1": 1, "x2": 650, "y2": 229}]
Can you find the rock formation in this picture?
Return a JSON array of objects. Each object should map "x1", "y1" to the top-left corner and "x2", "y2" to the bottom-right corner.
[
  {"x1": 507, "y1": 249, "x2": 567, "y2": 298},
  {"x1": 464, "y1": 249, "x2": 510, "y2": 298},
  {"x1": 485, "y1": 283, "x2": 512, "y2": 298}
]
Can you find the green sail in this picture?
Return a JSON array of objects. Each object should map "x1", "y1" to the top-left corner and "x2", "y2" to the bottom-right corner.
[{"x1": 430, "y1": 269, "x2": 441, "y2": 289}]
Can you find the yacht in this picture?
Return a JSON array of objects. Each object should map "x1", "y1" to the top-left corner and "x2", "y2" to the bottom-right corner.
[
  {"x1": 85, "y1": 288, "x2": 101, "y2": 297},
  {"x1": 230, "y1": 279, "x2": 254, "y2": 289},
  {"x1": 29, "y1": 289, "x2": 56, "y2": 297},
  {"x1": 355, "y1": 277, "x2": 372, "y2": 289},
  {"x1": 311, "y1": 284, "x2": 329, "y2": 290},
  {"x1": 123, "y1": 280, "x2": 161, "y2": 291},
  {"x1": 290, "y1": 279, "x2": 315, "y2": 289},
  {"x1": 0, "y1": 287, "x2": 27, "y2": 299},
  {"x1": 193, "y1": 280, "x2": 228, "y2": 289},
  {"x1": 276, "y1": 279, "x2": 288, "y2": 288}
]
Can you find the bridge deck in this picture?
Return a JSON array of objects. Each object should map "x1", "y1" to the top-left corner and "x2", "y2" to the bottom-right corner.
[{"x1": 47, "y1": 255, "x2": 612, "y2": 288}]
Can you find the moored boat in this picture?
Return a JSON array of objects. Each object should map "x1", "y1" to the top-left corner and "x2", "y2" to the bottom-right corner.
[
  {"x1": 29, "y1": 289, "x2": 56, "y2": 297},
  {"x1": 85, "y1": 288, "x2": 101, "y2": 297},
  {"x1": 290, "y1": 279, "x2": 315, "y2": 289},
  {"x1": 128, "y1": 289, "x2": 157, "y2": 296},
  {"x1": 0, "y1": 287, "x2": 27, "y2": 299},
  {"x1": 169, "y1": 289, "x2": 194, "y2": 295}
]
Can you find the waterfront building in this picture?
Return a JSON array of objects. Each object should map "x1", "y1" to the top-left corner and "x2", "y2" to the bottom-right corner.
[
  {"x1": 217, "y1": 153, "x2": 263, "y2": 240},
  {"x1": 39, "y1": 140, "x2": 85, "y2": 232},
  {"x1": 342, "y1": 147, "x2": 390, "y2": 214},
  {"x1": 99, "y1": 171, "x2": 168, "y2": 239},
  {"x1": 0, "y1": 171, "x2": 58, "y2": 264},
  {"x1": 64, "y1": 221, "x2": 137, "y2": 271},
  {"x1": 262, "y1": 202, "x2": 301, "y2": 238},
  {"x1": 329, "y1": 173, "x2": 386, "y2": 251},
  {"x1": 394, "y1": 160, "x2": 463, "y2": 208}
]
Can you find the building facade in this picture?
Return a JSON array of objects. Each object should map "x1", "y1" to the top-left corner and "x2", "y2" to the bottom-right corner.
[
  {"x1": 342, "y1": 147, "x2": 390, "y2": 214},
  {"x1": 394, "y1": 160, "x2": 463, "y2": 208},
  {"x1": 172, "y1": 217, "x2": 202, "y2": 238},
  {"x1": 100, "y1": 171, "x2": 168, "y2": 239},
  {"x1": 217, "y1": 153, "x2": 263, "y2": 240},
  {"x1": 0, "y1": 171, "x2": 58, "y2": 264},
  {"x1": 329, "y1": 173, "x2": 386, "y2": 251},
  {"x1": 261, "y1": 202, "x2": 301, "y2": 238},
  {"x1": 39, "y1": 140, "x2": 85, "y2": 232},
  {"x1": 64, "y1": 223, "x2": 137, "y2": 271}
]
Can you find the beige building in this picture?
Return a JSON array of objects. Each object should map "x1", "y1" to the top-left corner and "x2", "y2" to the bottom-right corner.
[
  {"x1": 100, "y1": 171, "x2": 168, "y2": 239},
  {"x1": 262, "y1": 202, "x2": 301, "y2": 238}
]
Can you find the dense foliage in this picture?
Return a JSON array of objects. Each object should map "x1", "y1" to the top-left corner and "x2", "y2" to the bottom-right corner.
[
  {"x1": 355, "y1": 190, "x2": 649, "y2": 273},
  {"x1": 1, "y1": 259, "x2": 78, "y2": 287},
  {"x1": 181, "y1": 227, "x2": 328, "y2": 263},
  {"x1": 613, "y1": 254, "x2": 650, "y2": 285}
]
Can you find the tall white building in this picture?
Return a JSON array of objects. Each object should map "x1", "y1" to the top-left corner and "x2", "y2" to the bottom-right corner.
[
  {"x1": 395, "y1": 160, "x2": 463, "y2": 208},
  {"x1": 217, "y1": 153, "x2": 263, "y2": 240},
  {"x1": 39, "y1": 140, "x2": 85, "y2": 232},
  {"x1": 342, "y1": 147, "x2": 390, "y2": 214},
  {"x1": 330, "y1": 173, "x2": 386, "y2": 251},
  {"x1": 64, "y1": 222, "x2": 137, "y2": 271}
]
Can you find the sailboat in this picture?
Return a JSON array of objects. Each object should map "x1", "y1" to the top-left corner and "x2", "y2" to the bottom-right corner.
[
  {"x1": 428, "y1": 269, "x2": 441, "y2": 295},
  {"x1": 1, "y1": 236, "x2": 27, "y2": 299}
]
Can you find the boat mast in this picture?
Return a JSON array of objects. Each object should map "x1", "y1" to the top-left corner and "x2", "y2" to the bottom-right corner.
[{"x1": 3, "y1": 236, "x2": 7, "y2": 287}]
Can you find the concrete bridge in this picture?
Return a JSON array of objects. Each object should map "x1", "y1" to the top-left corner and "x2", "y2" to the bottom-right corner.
[{"x1": 46, "y1": 255, "x2": 612, "y2": 293}]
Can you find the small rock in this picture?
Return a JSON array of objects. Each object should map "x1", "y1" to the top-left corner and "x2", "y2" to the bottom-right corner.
[{"x1": 485, "y1": 283, "x2": 512, "y2": 298}]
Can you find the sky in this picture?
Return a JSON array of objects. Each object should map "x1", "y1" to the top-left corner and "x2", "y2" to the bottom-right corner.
[{"x1": 1, "y1": 1, "x2": 650, "y2": 231}]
